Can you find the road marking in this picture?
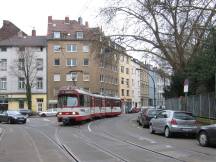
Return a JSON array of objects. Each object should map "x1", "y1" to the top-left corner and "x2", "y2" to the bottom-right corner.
[
  {"x1": 138, "y1": 136, "x2": 157, "y2": 143},
  {"x1": 88, "y1": 122, "x2": 92, "y2": 132},
  {"x1": 27, "y1": 119, "x2": 30, "y2": 123},
  {"x1": 0, "y1": 128, "x2": 5, "y2": 142},
  {"x1": 165, "y1": 145, "x2": 173, "y2": 148},
  {"x1": 43, "y1": 118, "x2": 50, "y2": 122}
]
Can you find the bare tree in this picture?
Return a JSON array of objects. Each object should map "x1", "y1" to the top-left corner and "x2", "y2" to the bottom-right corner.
[
  {"x1": 10, "y1": 47, "x2": 41, "y2": 110},
  {"x1": 100, "y1": 0, "x2": 216, "y2": 72}
]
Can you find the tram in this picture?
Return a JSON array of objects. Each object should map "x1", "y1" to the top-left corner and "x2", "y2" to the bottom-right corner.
[{"x1": 57, "y1": 86, "x2": 122, "y2": 125}]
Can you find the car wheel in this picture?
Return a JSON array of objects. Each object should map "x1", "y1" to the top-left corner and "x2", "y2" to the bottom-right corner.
[
  {"x1": 164, "y1": 127, "x2": 172, "y2": 138},
  {"x1": 198, "y1": 131, "x2": 208, "y2": 147},
  {"x1": 8, "y1": 118, "x2": 13, "y2": 124},
  {"x1": 41, "y1": 114, "x2": 46, "y2": 117},
  {"x1": 149, "y1": 124, "x2": 155, "y2": 134}
]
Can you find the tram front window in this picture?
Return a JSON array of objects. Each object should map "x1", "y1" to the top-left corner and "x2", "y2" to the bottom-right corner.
[{"x1": 67, "y1": 97, "x2": 78, "y2": 107}]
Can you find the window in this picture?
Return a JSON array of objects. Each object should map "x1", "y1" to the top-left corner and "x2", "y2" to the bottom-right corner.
[
  {"x1": 83, "y1": 58, "x2": 89, "y2": 66},
  {"x1": 121, "y1": 55, "x2": 124, "y2": 62},
  {"x1": 76, "y1": 31, "x2": 84, "y2": 39},
  {"x1": 66, "y1": 44, "x2": 77, "y2": 52},
  {"x1": 126, "y1": 57, "x2": 129, "y2": 64},
  {"x1": 67, "y1": 59, "x2": 77, "y2": 66},
  {"x1": 127, "y1": 90, "x2": 129, "y2": 96},
  {"x1": 126, "y1": 79, "x2": 129, "y2": 87},
  {"x1": 18, "y1": 77, "x2": 25, "y2": 89},
  {"x1": 121, "y1": 89, "x2": 124, "y2": 96},
  {"x1": 19, "y1": 100, "x2": 24, "y2": 109},
  {"x1": 115, "y1": 78, "x2": 118, "y2": 85},
  {"x1": 100, "y1": 75, "x2": 104, "y2": 82},
  {"x1": 36, "y1": 59, "x2": 43, "y2": 71},
  {"x1": 36, "y1": 77, "x2": 43, "y2": 89},
  {"x1": 121, "y1": 66, "x2": 124, "y2": 73},
  {"x1": 18, "y1": 59, "x2": 24, "y2": 70},
  {"x1": 53, "y1": 59, "x2": 60, "y2": 65},
  {"x1": 0, "y1": 78, "x2": 7, "y2": 90},
  {"x1": 126, "y1": 68, "x2": 129, "y2": 74},
  {"x1": 83, "y1": 45, "x2": 89, "y2": 53},
  {"x1": 100, "y1": 88, "x2": 104, "y2": 94},
  {"x1": 0, "y1": 47, "x2": 7, "y2": 52},
  {"x1": 83, "y1": 73, "x2": 90, "y2": 81},
  {"x1": 53, "y1": 74, "x2": 60, "y2": 81},
  {"x1": 121, "y1": 78, "x2": 124, "y2": 84},
  {"x1": 53, "y1": 45, "x2": 61, "y2": 52},
  {"x1": 19, "y1": 47, "x2": 25, "y2": 51},
  {"x1": 0, "y1": 59, "x2": 7, "y2": 71},
  {"x1": 66, "y1": 72, "x2": 77, "y2": 81},
  {"x1": 53, "y1": 32, "x2": 61, "y2": 39}
]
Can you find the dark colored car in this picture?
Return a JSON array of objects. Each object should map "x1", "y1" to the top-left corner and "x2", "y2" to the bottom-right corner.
[
  {"x1": 128, "y1": 107, "x2": 141, "y2": 113},
  {"x1": 19, "y1": 109, "x2": 33, "y2": 116},
  {"x1": 137, "y1": 108, "x2": 162, "y2": 127},
  {"x1": 0, "y1": 110, "x2": 27, "y2": 124},
  {"x1": 197, "y1": 124, "x2": 216, "y2": 147}
]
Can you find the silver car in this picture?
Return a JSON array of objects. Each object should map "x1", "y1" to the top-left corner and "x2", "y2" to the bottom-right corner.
[{"x1": 149, "y1": 110, "x2": 197, "y2": 138}]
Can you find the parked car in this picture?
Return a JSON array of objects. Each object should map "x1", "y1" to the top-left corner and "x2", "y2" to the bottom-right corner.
[
  {"x1": 149, "y1": 110, "x2": 197, "y2": 138},
  {"x1": 137, "y1": 108, "x2": 162, "y2": 128},
  {"x1": 19, "y1": 109, "x2": 33, "y2": 116},
  {"x1": 0, "y1": 110, "x2": 27, "y2": 124},
  {"x1": 197, "y1": 124, "x2": 216, "y2": 147},
  {"x1": 38, "y1": 108, "x2": 57, "y2": 117},
  {"x1": 128, "y1": 107, "x2": 141, "y2": 113}
]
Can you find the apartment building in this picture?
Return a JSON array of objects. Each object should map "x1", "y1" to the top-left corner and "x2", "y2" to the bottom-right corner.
[
  {"x1": 0, "y1": 29, "x2": 47, "y2": 112},
  {"x1": 47, "y1": 16, "x2": 119, "y2": 107},
  {"x1": 118, "y1": 53, "x2": 132, "y2": 113},
  {"x1": 131, "y1": 59, "x2": 141, "y2": 108}
]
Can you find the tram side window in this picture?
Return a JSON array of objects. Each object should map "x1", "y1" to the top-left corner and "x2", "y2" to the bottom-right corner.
[
  {"x1": 113, "y1": 100, "x2": 121, "y2": 107},
  {"x1": 80, "y1": 95, "x2": 91, "y2": 107},
  {"x1": 95, "y1": 98, "x2": 102, "y2": 107}
]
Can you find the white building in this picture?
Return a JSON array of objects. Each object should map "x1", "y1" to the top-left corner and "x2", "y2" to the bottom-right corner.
[
  {"x1": 0, "y1": 32, "x2": 47, "y2": 112},
  {"x1": 131, "y1": 59, "x2": 141, "y2": 108}
]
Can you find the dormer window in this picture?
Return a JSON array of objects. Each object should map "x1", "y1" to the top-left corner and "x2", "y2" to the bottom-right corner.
[
  {"x1": 53, "y1": 32, "x2": 61, "y2": 39},
  {"x1": 76, "y1": 31, "x2": 83, "y2": 39}
]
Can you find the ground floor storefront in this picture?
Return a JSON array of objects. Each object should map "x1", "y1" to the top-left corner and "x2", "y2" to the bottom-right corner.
[{"x1": 0, "y1": 94, "x2": 47, "y2": 112}]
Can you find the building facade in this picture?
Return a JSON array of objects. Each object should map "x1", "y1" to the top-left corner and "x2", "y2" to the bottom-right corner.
[
  {"x1": 130, "y1": 59, "x2": 141, "y2": 108},
  {"x1": 47, "y1": 16, "x2": 119, "y2": 107},
  {"x1": 0, "y1": 32, "x2": 47, "y2": 112},
  {"x1": 118, "y1": 53, "x2": 132, "y2": 113}
]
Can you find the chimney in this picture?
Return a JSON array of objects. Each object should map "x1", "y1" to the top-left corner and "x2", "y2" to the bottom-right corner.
[
  {"x1": 32, "y1": 28, "x2": 36, "y2": 36},
  {"x1": 78, "y1": 17, "x2": 83, "y2": 25},
  {"x1": 17, "y1": 31, "x2": 23, "y2": 37},
  {"x1": 48, "y1": 16, "x2": 52, "y2": 24},
  {"x1": 85, "y1": 21, "x2": 89, "y2": 27},
  {"x1": 65, "y1": 16, "x2": 70, "y2": 24}
]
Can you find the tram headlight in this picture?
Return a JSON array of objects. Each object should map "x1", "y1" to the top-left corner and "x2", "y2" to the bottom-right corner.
[
  {"x1": 72, "y1": 112, "x2": 76, "y2": 115},
  {"x1": 58, "y1": 112, "x2": 62, "y2": 115}
]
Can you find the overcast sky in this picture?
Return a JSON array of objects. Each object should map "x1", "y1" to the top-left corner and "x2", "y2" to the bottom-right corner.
[{"x1": 0, "y1": 0, "x2": 106, "y2": 35}]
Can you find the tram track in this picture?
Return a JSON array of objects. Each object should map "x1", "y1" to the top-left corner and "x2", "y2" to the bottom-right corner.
[{"x1": 87, "y1": 120, "x2": 186, "y2": 162}]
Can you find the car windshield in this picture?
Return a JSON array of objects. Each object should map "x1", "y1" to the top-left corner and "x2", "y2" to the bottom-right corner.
[
  {"x1": 7, "y1": 111, "x2": 21, "y2": 115},
  {"x1": 173, "y1": 112, "x2": 194, "y2": 120},
  {"x1": 148, "y1": 110, "x2": 161, "y2": 116}
]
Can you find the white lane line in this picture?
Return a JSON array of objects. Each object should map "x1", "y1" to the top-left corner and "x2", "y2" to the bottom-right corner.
[
  {"x1": 43, "y1": 118, "x2": 50, "y2": 122},
  {"x1": 88, "y1": 122, "x2": 92, "y2": 132},
  {"x1": 0, "y1": 128, "x2": 5, "y2": 142},
  {"x1": 165, "y1": 145, "x2": 173, "y2": 148}
]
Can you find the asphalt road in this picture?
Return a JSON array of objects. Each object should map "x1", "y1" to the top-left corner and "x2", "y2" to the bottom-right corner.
[{"x1": 0, "y1": 114, "x2": 216, "y2": 162}]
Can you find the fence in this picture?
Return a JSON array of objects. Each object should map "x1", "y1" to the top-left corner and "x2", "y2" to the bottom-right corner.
[{"x1": 165, "y1": 92, "x2": 216, "y2": 119}]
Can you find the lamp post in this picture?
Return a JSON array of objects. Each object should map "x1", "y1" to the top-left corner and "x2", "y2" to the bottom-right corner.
[{"x1": 136, "y1": 68, "x2": 156, "y2": 108}]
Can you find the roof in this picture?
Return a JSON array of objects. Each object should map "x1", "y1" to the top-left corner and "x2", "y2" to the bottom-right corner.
[
  {"x1": 0, "y1": 20, "x2": 27, "y2": 41},
  {"x1": 0, "y1": 36, "x2": 47, "y2": 47},
  {"x1": 47, "y1": 18, "x2": 100, "y2": 40}
]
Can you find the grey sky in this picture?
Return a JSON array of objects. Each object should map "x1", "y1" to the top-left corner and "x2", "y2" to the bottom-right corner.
[{"x1": 0, "y1": 0, "x2": 105, "y2": 35}]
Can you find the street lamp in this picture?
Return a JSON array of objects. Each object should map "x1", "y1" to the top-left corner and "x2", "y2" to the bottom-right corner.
[{"x1": 136, "y1": 68, "x2": 156, "y2": 108}]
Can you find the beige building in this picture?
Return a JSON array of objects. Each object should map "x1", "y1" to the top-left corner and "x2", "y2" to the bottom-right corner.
[
  {"x1": 47, "y1": 16, "x2": 119, "y2": 107},
  {"x1": 118, "y1": 53, "x2": 133, "y2": 112}
]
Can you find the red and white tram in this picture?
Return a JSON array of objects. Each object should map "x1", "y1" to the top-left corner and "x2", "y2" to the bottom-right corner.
[{"x1": 57, "y1": 87, "x2": 122, "y2": 125}]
